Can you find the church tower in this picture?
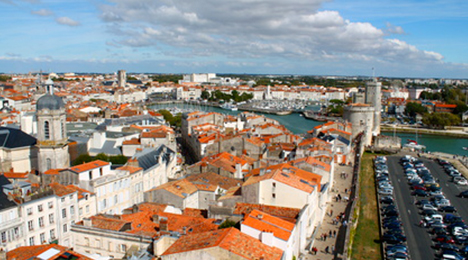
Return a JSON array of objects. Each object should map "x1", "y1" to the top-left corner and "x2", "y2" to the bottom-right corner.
[{"x1": 36, "y1": 79, "x2": 70, "y2": 173}]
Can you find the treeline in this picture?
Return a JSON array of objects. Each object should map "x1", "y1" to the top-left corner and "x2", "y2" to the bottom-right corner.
[
  {"x1": 202, "y1": 90, "x2": 253, "y2": 103},
  {"x1": 73, "y1": 153, "x2": 128, "y2": 166},
  {"x1": 150, "y1": 74, "x2": 183, "y2": 83}
]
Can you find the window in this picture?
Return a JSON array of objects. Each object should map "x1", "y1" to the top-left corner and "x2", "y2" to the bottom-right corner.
[
  {"x1": 70, "y1": 206, "x2": 75, "y2": 215},
  {"x1": 29, "y1": 236, "x2": 35, "y2": 246},
  {"x1": 44, "y1": 121, "x2": 50, "y2": 140},
  {"x1": 86, "y1": 205, "x2": 90, "y2": 213},
  {"x1": 38, "y1": 204, "x2": 43, "y2": 212},
  {"x1": 61, "y1": 197, "x2": 65, "y2": 202},
  {"x1": 38, "y1": 217, "x2": 44, "y2": 227},
  {"x1": 79, "y1": 207, "x2": 83, "y2": 216},
  {"x1": 114, "y1": 195, "x2": 118, "y2": 204},
  {"x1": 28, "y1": 220, "x2": 34, "y2": 231},
  {"x1": 1, "y1": 232, "x2": 6, "y2": 243},
  {"x1": 272, "y1": 193, "x2": 276, "y2": 198},
  {"x1": 100, "y1": 168, "x2": 103, "y2": 176},
  {"x1": 49, "y1": 213, "x2": 54, "y2": 224},
  {"x1": 62, "y1": 208, "x2": 67, "y2": 218},
  {"x1": 70, "y1": 194, "x2": 73, "y2": 200},
  {"x1": 50, "y1": 229, "x2": 55, "y2": 239},
  {"x1": 272, "y1": 182, "x2": 276, "y2": 188},
  {"x1": 48, "y1": 201, "x2": 53, "y2": 209},
  {"x1": 89, "y1": 171, "x2": 92, "y2": 180},
  {"x1": 120, "y1": 244, "x2": 127, "y2": 252},
  {"x1": 46, "y1": 158, "x2": 51, "y2": 171},
  {"x1": 63, "y1": 224, "x2": 67, "y2": 233},
  {"x1": 84, "y1": 237, "x2": 90, "y2": 246},
  {"x1": 27, "y1": 208, "x2": 33, "y2": 215},
  {"x1": 40, "y1": 233, "x2": 45, "y2": 243}
]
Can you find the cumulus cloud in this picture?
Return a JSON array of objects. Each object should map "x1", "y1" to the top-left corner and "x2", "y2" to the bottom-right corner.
[
  {"x1": 56, "y1": 16, "x2": 80, "y2": 26},
  {"x1": 97, "y1": 0, "x2": 444, "y2": 68},
  {"x1": 31, "y1": 8, "x2": 53, "y2": 16},
  {"x1": 385, "y1": 22, "x2": 405, "y2": 35}
]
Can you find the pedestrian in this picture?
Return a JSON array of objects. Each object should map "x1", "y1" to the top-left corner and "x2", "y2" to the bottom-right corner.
[
  {"x1": 312, "y1": 247, "x2": 318, "y2": 255},
  {"x1": 332, "y1": 245, "x2": 335, "y2": 254},
  {"x1": 343, "y1": 220, "x2": 347, "y2": 227},
  {"x1": 324, "y1": 234, "x2": 327, "y2": 241},
  {"x1": 325, "y1": 246, "x2": 329, "y2": 254},
  {"x1": 329, "y1": 230, "x2": 332, "y2": 238},
  {"x1": 330, "y1": 209, "x2": 333, "y2": 216},
  {"x1": 333, "y1": 230, "x2": 336, "y2": 238}
]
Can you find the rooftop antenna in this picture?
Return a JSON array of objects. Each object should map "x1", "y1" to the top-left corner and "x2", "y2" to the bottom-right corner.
[{"x1": 372, "y1": 67, "x2": 376, "y2": 82}]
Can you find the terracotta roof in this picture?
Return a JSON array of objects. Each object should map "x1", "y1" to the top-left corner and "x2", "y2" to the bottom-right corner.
[
  {"x1": 2, "y1": 171, "x2": 29, "y2": 179},
  {"x1": 49, "y1": 182, "x2": 76, "y2": 197},
  {"x1": 69, "y1": 160, "x2": 109, "y2": 173},
  {"x1": 116, "y1": 165, "x2": 143, "y2": 174},
  {"x1": 242, "y1": 209, "x2": 294, "y2": 241},
  {"x1": 234, "y1": 203, "x2": 300, "y2": 223},
  {"x1": 7, "y1": 244, "x2": 92, "y2": 260},
  {"x1": 66, "y1": 185, "x2": 94, "y2": 200},
  {"x1": 162, "y1": 227, "x2": 282, "y2": 259},
  {"x1": 244, "y1": 163, "x2": 321, "y2": 193}
]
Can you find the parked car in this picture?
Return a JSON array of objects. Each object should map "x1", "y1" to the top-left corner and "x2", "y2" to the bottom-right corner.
[
  {"x1": 440, "y1": 206, "x2": 457, "y2": 213},
  {"x1": 412, "y1": 189, "x2": 429, "y2": 197},
  {"x1": 454, "y1": 177, "x2": 468, "y2": 186},
  {"x1": 459, "y1": 190, "x2": 468, "y2": 198}
]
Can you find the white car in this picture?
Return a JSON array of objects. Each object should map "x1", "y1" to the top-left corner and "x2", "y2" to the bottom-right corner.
[
  {"x1": 454, "y1": 177, "x2": 468, "y2": 186},
  {"x1": 422, "y1": 204, "x2": 437, "y2": 211}
]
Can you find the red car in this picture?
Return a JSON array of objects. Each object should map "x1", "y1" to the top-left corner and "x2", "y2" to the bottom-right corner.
[
  {"x1": 412, "y1": 184, "x2": 427, "y2": 191},
  {"x1": 435, "y1": 234, "x2": 455, "y2": 244}
]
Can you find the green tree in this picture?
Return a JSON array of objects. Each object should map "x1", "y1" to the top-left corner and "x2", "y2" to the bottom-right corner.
[
  {"x1": 218, "y1": 219, "x2": 237, "y2": 229},
  {"x1": 0, "y1": 75, "x2": 11, "y2": 82},
  {"x1": 95, "y1": 153, "x2": 109, "y2": 162},
  {"x1": 422, "y1": 112, "x2": 461, "y2": 129},
  {"x1": 231, "y1": 90, "x2": 240, "y2": 102},
  {"x1": 73, "y1": 153, "x2": 93, "y2": 166},
  {"x1": 109, "y1": 155, "x2": 128, "y2": 165},
  {"x1": 405, "y1": 102, "x2": 427, "y2": 118},
  {"x1": 201, "y1": 90, "x2": 210, "y2": 100}
]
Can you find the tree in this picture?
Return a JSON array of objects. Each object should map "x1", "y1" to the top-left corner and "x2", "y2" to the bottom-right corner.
[
  {"x1": 218, "y1": 219, "x2": 237, "y2": 229},
  {"x1": 109, "y1": 155, "x2": 128, "y2": 165},
  {"x1": 231, "y1": 90, "x2": 240, "y2": 102},
  {"x1": 95, "y1": 153, "x2": 109, "y2": 162},
  {"x1": 201, "y1": 90, "x2": 210, "y2": 100},
  {"x1": 405, "y1": 102, "x2": 427, "y2": 118},
  {"x1": 422, "y1": 112, "x2": 461, "y2": 129},
  {"x1": 73, "y1": 153, "x2": 93, "y2": 166}
]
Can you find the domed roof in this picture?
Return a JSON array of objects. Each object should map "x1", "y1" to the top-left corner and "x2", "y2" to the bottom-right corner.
[{"x1": 36, "y1": 94, "x2": 65, "y2": 111}]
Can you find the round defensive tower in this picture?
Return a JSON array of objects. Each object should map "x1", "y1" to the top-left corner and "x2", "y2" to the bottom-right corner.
[
  {"x1": 343, "y1": 104, "x2": 375, "y2": 146},
  {"x1": 365, "y1": 80, "x2": 382, "y2": 135}
]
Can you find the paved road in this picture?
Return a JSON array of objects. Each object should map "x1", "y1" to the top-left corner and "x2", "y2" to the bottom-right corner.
[
  {"x1": 387, "y1": 156, "x2": 435, "y2": 260},
  {"x1": 423, "y1": 159, "x2": 468, "y2": 224}
]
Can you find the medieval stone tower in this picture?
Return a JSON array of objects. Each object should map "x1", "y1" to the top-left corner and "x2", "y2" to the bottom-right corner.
[
  {"x1": 365, "y1": 79, "x2": 382, "y2": 135},
  {"x1": 36, "y1": 79, "x2": 70, "y2": 173},
  {"x1": 343, "y1": 79, "x2": 382, "y2": 146}
]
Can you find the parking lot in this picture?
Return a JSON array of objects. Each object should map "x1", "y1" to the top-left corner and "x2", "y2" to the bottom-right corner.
[{"x1": 377, "y1": 155, "x2": 468, "y2": 260}]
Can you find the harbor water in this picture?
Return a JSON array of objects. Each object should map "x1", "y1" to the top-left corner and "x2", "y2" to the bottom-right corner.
[{"x1": 150, "y1": 103, "x2": 468, "y2": 156}]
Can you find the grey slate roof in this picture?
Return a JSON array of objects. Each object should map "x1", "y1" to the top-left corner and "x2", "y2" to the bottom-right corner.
[
  {"x1": 0, "y1": 127, "x2": 36, "y2": 149},
  {"x1": 89, "y1": 140, "x2": 121, "y2": 155},
  {"x1": 36, "y1": 93, "x2": 65, "y2": 110},
  {"x1": 132, "y1": 145, "x2": 175, "y2": 171}
]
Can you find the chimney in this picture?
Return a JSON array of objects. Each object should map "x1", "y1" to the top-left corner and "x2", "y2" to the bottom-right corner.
[
  {"x1": 159, "y1": 217, "x2": 168, "y2": 232},
  {"x1": 0, "y1": 249, "x2": 6, "y2": 260},
  {"x1": 259, "y1": 168, "x2": 265, "y2": 176},
  {"x1": 83, "y1": 218, "x2": 92, "y2": 227},
  {"x1": 127, "y1": 158, "x2": 139, "y2": 167},
  {"x1": 132, "y1": 204, "x2": 139, "y2": 213},
  {"x1": 152, "y1": 215, "x2": 160, "y2": 224},
  {"x1": 257, "y1": 214, "x2": 263, "y2": 220}
]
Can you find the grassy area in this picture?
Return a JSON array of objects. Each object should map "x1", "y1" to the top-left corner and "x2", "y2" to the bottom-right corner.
[{"x1": 350, "y1": 152, "x2": 382, "y2": 260}]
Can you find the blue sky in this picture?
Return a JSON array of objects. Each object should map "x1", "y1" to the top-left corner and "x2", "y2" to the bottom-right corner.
[{"x1": 1, "y1": 0, "x2": 467, "y2": 78}]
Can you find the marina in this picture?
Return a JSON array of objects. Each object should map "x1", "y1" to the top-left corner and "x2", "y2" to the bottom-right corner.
[{"x1": 150, "y1": 102, "x2": 468, "y2": 156}]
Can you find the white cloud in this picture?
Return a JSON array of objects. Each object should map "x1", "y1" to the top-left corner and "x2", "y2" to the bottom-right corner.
[
  {"x1": 31, "y1": 8, "x2": 53, "y2": 16},
  {"x1": 98, "y1": 0, "x2": 445, "y2": 68},
  {"x1": 56, "y1": 16, "x2": 80, "y2": 26},
  {"x1": 385, "y1": 22, "x2": 405, "y2": 35}
]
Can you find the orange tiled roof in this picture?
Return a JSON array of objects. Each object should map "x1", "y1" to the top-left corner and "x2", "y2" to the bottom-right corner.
[
  {"x1": 49, "y1": 182, "x2": 76, "y2": 197},
  {"x1": 7, "y1": 244, "x2": 92, "y2": 260},
  {"x1": 162, "y1": 227, "x2": 282, "y2": 259},
  {"x1": 66, "y1": 185, "x2": 94, "y2": 200},
  {"x1": 242, "y1": 209, "x2": 294, "y2": 241},
  {"x1": 69, "y1": 160, "x2": 109, "y2": 173},
  {"x1": 116, "y1": 165, "x2": 143, "y2": 174},
  {"x1": 234, "y1": 203, "x2": 300, "y2": 223}
]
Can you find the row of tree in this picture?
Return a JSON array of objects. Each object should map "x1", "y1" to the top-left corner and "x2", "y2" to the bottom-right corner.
[
  {"x1": 405, "y1": 102, "x2": 461, "y2": 128},
  {"x1": 158, "y1": 109, "x2": 182, "y2": 128},
  {"x1": 201, "y1": 90, "x2": 253, "y2": 103},
  {"x1": 73, "y1": 153, "x2": 128, "y2": 166}
]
